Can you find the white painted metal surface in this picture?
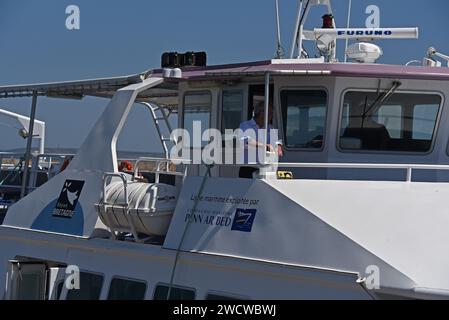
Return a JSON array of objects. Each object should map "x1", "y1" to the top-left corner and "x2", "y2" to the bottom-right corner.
[
  {"x1": 313, "y1": 28, "x2": 419, "y2": 40},
  {"x1": 0, "y1": 108, "x2": 45, "y2": 155},
  {"x1": 0, "y1": 226, "x2": 372, "y2": 300},
  {"x1": 3, "y1": 77, "x2": 164, "y2": 238}
]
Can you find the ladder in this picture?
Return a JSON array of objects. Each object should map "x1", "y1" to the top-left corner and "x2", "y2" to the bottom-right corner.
[{"x1": 140, "y1": 102, "x2": 177, "y2": 171}]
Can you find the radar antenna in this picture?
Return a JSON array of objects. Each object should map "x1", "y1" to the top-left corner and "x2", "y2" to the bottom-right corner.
[{"x1": 274, "y1": 0, "x2": 285, "y2": 59}]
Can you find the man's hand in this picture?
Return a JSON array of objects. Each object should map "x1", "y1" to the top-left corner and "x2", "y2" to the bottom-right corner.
[
  {"x1": 277, "y1": 144, "x2": 284, "y2": 158},
  {"x1": 248, "y1": 141, "x2": 282, "y2": 157}
]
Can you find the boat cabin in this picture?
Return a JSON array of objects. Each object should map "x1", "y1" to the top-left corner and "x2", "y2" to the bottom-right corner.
[{"x1": 169, "y1": 61, "x2": 449, "y2": 182}]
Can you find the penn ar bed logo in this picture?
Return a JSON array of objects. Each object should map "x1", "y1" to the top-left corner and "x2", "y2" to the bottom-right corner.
[
  {"x1": 53, "y1": 180, "x2": 85, "y2": 218},
  {"x1": 231, "y1": 208, "x2": 257, "y2": 232}
]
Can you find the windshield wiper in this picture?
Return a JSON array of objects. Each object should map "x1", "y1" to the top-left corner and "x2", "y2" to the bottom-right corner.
[{"x1": 361, "y1": 81, "x2": 402, "y2": 124}]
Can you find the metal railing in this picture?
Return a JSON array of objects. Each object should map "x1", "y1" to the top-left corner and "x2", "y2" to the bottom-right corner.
[
  {"x1": 101, "y1": 157, "x2": 189, "y2": 242},
  {"x1": 101, "y1": 172, "x2": 141, "y2": 241},
  {"x1": 141, "y1": 158, "x2": 449, "y2": 183},
  {"x1": 133, "y1": 157, "x2": 189, "y2": 183},
  {"x1": 1, "y1": 152, "x2": 74, "y2": 195},
  {"x1": 1, "y1": 154, "x2": 188, "y2": 198},
  {"x1": 273, "y1": 162, "x2": 449, "y2": 182}
]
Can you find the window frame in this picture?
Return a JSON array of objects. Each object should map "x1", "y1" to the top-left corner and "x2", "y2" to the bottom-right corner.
[
  {"x1": 278, "y1": 86, "x2": 330, "y2": 152},
  {"x1": 152, "y1": 282, "x2": 197, "y2": 300},
  {"x1": 336, "y1": 88, "x2": 444, "y2": 156},
  {"x1": 63, "y1": 270, "x2": 105, "y2": 300},
  {"x1": 106, "y1": 276, "x2": 148, "y2": 300}
]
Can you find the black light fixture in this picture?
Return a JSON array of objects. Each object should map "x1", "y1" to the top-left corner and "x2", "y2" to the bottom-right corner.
[
  {"x1": 161, "y1": 51, "x2": 207, "y2": 68},
  {"x1": 18, "y1": 128, "x2": 29, "y2": 139}
]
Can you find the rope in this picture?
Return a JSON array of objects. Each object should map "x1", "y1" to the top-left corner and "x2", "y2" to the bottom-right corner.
[
  {"x1": 0, "y1": 159, "x2": 23, "y2": 186},
  {"x1": 166, "y1": 164, "x2": 213, "y2": 300}
]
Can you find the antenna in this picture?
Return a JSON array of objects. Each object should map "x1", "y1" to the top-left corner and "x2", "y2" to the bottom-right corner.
[
  {"x1": 290, "y1": 0, "x2": 305, "y2": 59},
  {"x1": 274, "y1": 0, "x2": 284, "y2": 58},
  {"x1": 344, "y1": 0, "x2": 352, "y2": 62},
  {"x1": 288, "y1": 0, "x2": 418, "y2": 63},
  {"x1": 290, "y1": 0, "x2": 334, "y2": 60}
]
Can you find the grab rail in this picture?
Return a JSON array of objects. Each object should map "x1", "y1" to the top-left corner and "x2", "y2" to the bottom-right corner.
[
  {"x1": 274, "y1": 163, "x2": 449, "y2": 182},
  {"x1": 1, "y1": 153, "x2": 74, "y2": 195},
  {"x1": 121, "y1": 156, "x2": 449, "y2": 183},
  {"x1": 181, "y1": 159, "x2": 449, "y2": 182},
  {"x1": 101, "y1": 172, "x2": 143, "y2": 242},
  {"x1": 102, "y1": 173, "x2": 129, "y2": 206},
  {"x1": 133, "y1": 157, "x2": 189, "y2": 183}
]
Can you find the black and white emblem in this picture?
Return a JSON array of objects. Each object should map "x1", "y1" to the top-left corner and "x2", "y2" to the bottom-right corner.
[{"x1": 53, "y1": 180, "x2": 85, "y2": 218}]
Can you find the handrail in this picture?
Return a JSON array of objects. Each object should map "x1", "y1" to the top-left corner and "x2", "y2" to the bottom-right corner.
[
  {"x1": 275, "y1": 162, "x2": 449, "y2": 169},
  {"x1": 102, "y1": 172, "x2": 141, "y2": 242},
  {"x1": 198, "y1": 161, "x2": 449, "y2": 183},
  {"x1": 0, "y1": 152, "x2": 75, "y2": 157},
  {"x1": 0, "y1": 159, "x2": 22, "y2": 186},
  {"x1": 133, "y1": 157, "x2": 190, "y2": 183},
  {"x1": 131, "y1": 157, "x2": 449, "y2": 175},
  {"x1": 1, "y1": 153, "x2": 74, "y2": 195},
  {"x1": 0, "y1": 185, "x2": 37, "y2": 191},
  {"x1": 102, "y1": 173, "x2": 129, "y2": 206},
  {"x1": 267, "y1": 162, "x2": 449, "y2": 182},
  {"x1": 195, "y1": 161, "x2": 449, "y2": 169}
]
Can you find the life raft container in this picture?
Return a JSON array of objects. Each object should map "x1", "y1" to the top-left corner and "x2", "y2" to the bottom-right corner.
[{"x1": 96, "y1": 180, "x2": 178, "y2": 237}]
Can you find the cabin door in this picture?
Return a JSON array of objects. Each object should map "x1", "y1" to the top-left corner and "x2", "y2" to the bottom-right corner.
[{"x1": 5, "y1": 261, "x2": 47, "y2": 300}]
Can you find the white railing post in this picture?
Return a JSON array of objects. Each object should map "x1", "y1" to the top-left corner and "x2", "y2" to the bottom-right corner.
[
  {"x1": 406, "y1": 167, "x2": 413, "y2": 182},
  {"x1": 263, "y1": 72, "x2": 270, "y2": 167}
]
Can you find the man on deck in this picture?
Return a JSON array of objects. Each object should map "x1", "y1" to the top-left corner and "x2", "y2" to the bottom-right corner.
[{"x1": 238, "y1": 101, "x2": 283, "y2": 178}]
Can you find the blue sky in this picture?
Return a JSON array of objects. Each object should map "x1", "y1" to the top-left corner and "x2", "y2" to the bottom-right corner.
[{"x1": 1, "y1": 0, "x2": 448, "y2": 153}]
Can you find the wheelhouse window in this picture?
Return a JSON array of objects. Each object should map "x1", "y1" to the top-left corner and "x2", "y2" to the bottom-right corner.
[
  {"x1": 107, "y1": 277, "x2": 147, "y2": 300},
  {"x1": 17, "y1": 273, "x2": 45, "y2": 300},
  {"x1": 66, "y1": 272, "x2": 103, "y2": 300},
  {"x1": 280, "y1": 90, "x2": 327, "y2": 149},
  {"x1": 183, "y1": 92, "x2": 212, "y2": 147},
  {"x1": 222, "y1": 90, "x2": 244, "y2": 133},
  {"x1": 153, "y1": 284, "x2": 195, "y2": 300},
  {"x1": 339, "y1": 91, "x2": 441, "y2": 152}
]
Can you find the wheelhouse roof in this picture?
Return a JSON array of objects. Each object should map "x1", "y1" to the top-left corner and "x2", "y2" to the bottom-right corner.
[
  {"x1": 162, "y1": 60, "x2": 449, "y2": 82},
  {"x1": 1, "y1": 60, "x2": 449, "y2": 101}
]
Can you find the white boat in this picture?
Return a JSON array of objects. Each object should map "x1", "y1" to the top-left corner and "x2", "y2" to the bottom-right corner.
[{"x1": 1, "y1": 0, "x2": 449, "y2": 300}]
